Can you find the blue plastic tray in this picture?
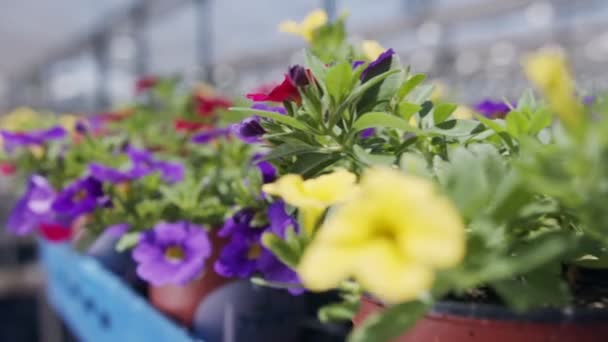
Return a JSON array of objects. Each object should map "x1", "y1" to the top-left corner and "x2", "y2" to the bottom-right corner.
[{"x1": 39, "y1": 242, "x2": 199, "y2": 342}]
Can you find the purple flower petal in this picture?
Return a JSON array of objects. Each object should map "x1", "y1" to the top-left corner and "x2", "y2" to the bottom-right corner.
[
  {"x1": 232, "y1": 117, "x2": 266, "y2": 144},
  {"x1": 132, "y1": 221, "x2": 211, "y2": 286},
  {"x1": 1, "y1": 126, "x2": 66, "y2": 152},
  {"x1": 191, "y1": 128, "x2": 230, "y2": 144},
  {"x1": 474, "y1": 99, "x2": 511, "y2": 119},
  {"x1": 6, "y1": 175, "x2": 55, "y2": 235},
  {"x1": 361, "y1": 48, "x2": 395, "y2": 82},
  {"x1": 51, "y1": 176, "x2": 104, "y2": 220}
]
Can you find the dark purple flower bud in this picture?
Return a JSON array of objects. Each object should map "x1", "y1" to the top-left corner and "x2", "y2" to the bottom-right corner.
[
  {"x1": 75, "y1": 120, "x2": 88, "y2": 134},
  {"x1": 288, "y1": 65, "x2": 310, "y2": 87},
  {"x1": 474, "y1": 99, "x2": 511, "y2": 119},
  {"x1": 191, "y1": 128, "x2": 230, "y2": 144},
  {"x1": 352, "y1": 60, "x2": 365, "y2": 69},
  {"x1": 232, "y1": 117, "x2": 266, "y2": 144},
  {"x1": 361, "y1": 48, "x2": 395, "y2": 83},
  {"x1": 360, "y1": 128, "x2": 376, "y2": 139}
]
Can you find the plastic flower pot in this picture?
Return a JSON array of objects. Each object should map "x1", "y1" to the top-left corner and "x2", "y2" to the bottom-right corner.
[
  {"x1": 354, "y1": 296, "x2": 608, "y2": 342},
  {"x1": 193, "y1": 280, "x2": 333, "y2": 342},
  {"x1": 148, "y1": 231, "x2": 230, "y2": 327}
]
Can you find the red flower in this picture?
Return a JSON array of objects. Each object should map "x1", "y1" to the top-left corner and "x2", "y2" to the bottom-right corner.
[
  {"x1": 195, "y1": 95, "x2": 232, "y2": 117},
  {"x1": 246, "y1": 75, "x2": 301, "y2": 104},
  {"x1": 0, "y1": 162, "x2": 16, "y2": 176},
  {"x1": 174, "y1": 119, "x2": 213, "y2": 133},
  {"x1": 135, "y1": 76, "x2": 158, "y2": 94},
  {"x1": 39, "y1": 223, "x2": 72, "y2": 242}
]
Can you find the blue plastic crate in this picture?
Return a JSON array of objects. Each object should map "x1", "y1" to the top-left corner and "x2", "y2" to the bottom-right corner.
[{"x1": 39, "y1": 241, "x2": 199, "y2": 342}]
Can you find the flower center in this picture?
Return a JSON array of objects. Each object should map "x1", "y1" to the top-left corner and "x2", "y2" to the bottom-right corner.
[
  {"x1": 247, "y1": 244, "x2": 262, "y2": 260},
  {"x1": 164, "y1": 245, "x2": 185, "y2": 262},
  {"x1": 73, "y1": 189, "x2": 88, "y2": 202}
]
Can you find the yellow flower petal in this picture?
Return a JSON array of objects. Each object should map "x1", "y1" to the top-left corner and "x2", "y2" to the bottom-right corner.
[
  {"x1": 262, "y1": 174, "x2": 323, "y2": 209},
  {"x1": 362, "y1": 40, "x2": 385, "y2": 61},
  {"x1": 298, "y1": 243, "x2": 358, "y2": 291},
  {"x1": 523, "y1": 50, "x2": 583, "y2": 134},
  {"x1": 355, "y1": 239, "x2": 435, "y2": 303},
  {"x1": 302, "y1": 169, "x2": 357, "y2": 204},
  {"x1": 452, "y1": 105, "x2": 474, "y2": 120},
  {"x1": 296, "y1": 167, "x2": 465, "y2": 302},
  {"x1": 278, "y1": 9, "x2": 327, "y2": 42}
]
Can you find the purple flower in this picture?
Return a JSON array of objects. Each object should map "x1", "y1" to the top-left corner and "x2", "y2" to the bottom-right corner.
[
  {"x1": 1, "y1": 126, "x2": 66, "y2": 152},
  {"x1": 89, "y1": 163, "x2": 133, "y2": 183},
  {"x1": 352, "y1": 60, "x2": 365, "y2": 69},
  {"x1": 232, "y1": 117, "x2": 265, "y2": 143},
  {"x1": 106, "y1": 223, "x2": 130, "y2": 238},
  {"x1": 360, "y1": 128, "x2": 375, "y2": 138},
  {"x1": 214, "y1": 202, "x2": 302, "y2": 294},
  {"x1": 257, "y1": 160, "x2": 277, "y2": 184},
  {"x1": 124, "y1": 147, "x2": 185, "y2": 184},
  {"x1": 191, "y1": 128, "x2": 231, "y2": 144},
  {"x1": 75, "y1": 121, "x2": 88, "y2": 134},
  {"x1": 288, "y1": 65, "x2": 310, "y2": 87},
  {"x1": 361, "y1": 49, "x2": 395, "y2": 82},
  {"x1": 132, "y1": 221, "x2": 211, "y2": 286},
  {"x1": 583, "y1": 95, "x2": 595, "y2": 106},
  {"x1": 251, "y1": 103, "x2": 286, "y2": 115},
  {"x1": 52, "y1": 176, "x2": 104, "y2": 219},
  {"x1": 474, "y1": 99, "x2": 511, "y2": 119},
  {"x1": 6, "y1": 175, "x2": 55, "y2": 235}
]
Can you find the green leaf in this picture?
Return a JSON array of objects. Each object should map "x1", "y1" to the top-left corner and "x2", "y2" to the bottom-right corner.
[
  {"x1": 319, "y1": 301, "x2": 360, "y2": 323},
  {"x1": 433, "y1": 103, "x2": 458, "y2": 124},
  {"x1": 517, "y1": 89, "x2": 536, "y2": 111},
  {"x1": 326, "y1": 61, "x2": 353, "y2": 102},
  {"x1": 398, "y1": 102, "x2": 421, "y2": 120},
  {"x1": 349, "y1": 301, "x2": 429, "y2": 342},
  {"x1": 476, "y1": 115, "x2": 506, "y2": 133},
  {"x1": 396, "y1": 73, "x2": 426, "y2": 102},
  {"x1": 353, "y1": 145, "x2": 395, "y2": 166},
  {"x1": 290, "y1": 153, "x2": 339, "y2": 176},
  {"x1": 261, "y1": 232, "x2": 299, "y2": 268},
  {"x1": 305, "y1": 50, "x2": 328, "y2": 82},
  {"x1": 115, "y1": 232, "x2": 141, "y2": 252},
  {"x1": 429, "y1": 119, "x2": 482, "y2": 137},
  {"x1": 527, "y1": 108, "x2": 553, "y2": 135},
  {"x1": 353, "y1": 112, "x2": 418, "y2": 132},
  {"x1": 229, "y1": 107, "x2": 310, "y2": 131},
  {"x1": 400, "y1": 152, "x2": 430, "y2": 177},
  {"x1": 493, "y1": 263, "x2": 570, "y2": 312},
  {"x1": 263, "y1": 143, "x2": 319, "y2": 161},
  {"x1": 506, "y1": 111, "x2": 528, "y2": 138}
]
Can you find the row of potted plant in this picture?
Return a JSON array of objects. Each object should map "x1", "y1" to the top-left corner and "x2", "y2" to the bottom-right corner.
[{"x1": 3, "y1": 8, "x2": 608, "y2": 342}]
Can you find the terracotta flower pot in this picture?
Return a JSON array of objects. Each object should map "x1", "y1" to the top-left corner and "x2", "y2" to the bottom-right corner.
[
  {"x1": 354, "y1": 296, "x2": 608, "y2": 342},
  {"x1": 148, "y1": 232, "x2": 230, "y2": 327}
]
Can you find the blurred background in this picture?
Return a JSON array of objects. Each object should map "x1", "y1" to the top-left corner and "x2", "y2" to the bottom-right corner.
[{"x1": 0, "y1": 0, "x2": 607, "y2": 340}]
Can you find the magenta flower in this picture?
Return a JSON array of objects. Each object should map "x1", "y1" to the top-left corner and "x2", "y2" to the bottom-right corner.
[
  {"x1": 6, "y1": 175, "x2": 55, "y2": 235},
  {"x1": 51, "y1": 176, "x2": 105, "y2": 219},
  {"x1": 1, "y1": 126, "x2": 66, "y2": 152},
  {"x1": 132, "y1": 221, "x2": 212, "y2": 286}
]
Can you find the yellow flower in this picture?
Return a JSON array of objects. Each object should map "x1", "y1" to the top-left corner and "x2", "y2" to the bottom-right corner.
[
  {"x1": 361, "y1": 40, "x2": 385, "y2": 61},
  {"x1": 59, "y1": 114, "x2": 79, "y2": 134},
  {"x1": 431, "y1": 80, "x2": 447, "y2": 102},
  {"x1": 523, "y1": 50, "x2": 583, "y2": 134},
  {"x1": 452, "y1": 105, "x2": 474, "y2": 120},
  {"x1": 262, "y1": 170, "x2": 357, "y2": 234},
  {"x1": 279, "y1": 9, "x2": 328, "y2": 42},
  {"x1": 0, "y1": 107, "x2": 41, "y2": 130},
  {"x1": 297, "y1": 167, "x2": 465, "y2": 303}
]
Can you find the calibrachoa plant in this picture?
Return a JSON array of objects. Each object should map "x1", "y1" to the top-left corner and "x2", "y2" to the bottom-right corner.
[
  {"x1": 226, "y1": 9, "x2": 608, "y2": 342},
  {"x1": 1, "y1": 77, "x2": 302, "y2": 291}
]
